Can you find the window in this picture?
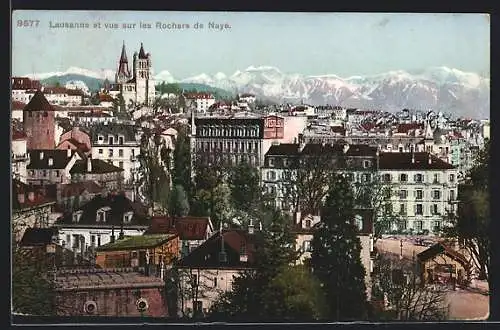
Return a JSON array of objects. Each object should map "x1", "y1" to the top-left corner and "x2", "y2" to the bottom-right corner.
[
  {"x1": 414, "y1": 220, "x2": 423, "y2": 231},
  {"x1": 400, "y1": 173, "x2": 408, "y2": 182},
  {"x1": 383, "y1": 174, "x2": 391, "y2": 182},
  {"x1": 415, "y1": 204, "x2": 423, "y2": 215},
  {"x1": 268, "y1": 158, "x2": 274, "y2": 167},
  {"x1": 415, "y1": 174, "x2": 423, "y2": 183},
  {"x1": 119, "y1": 161, "x2": 124, "y2": 168},
  {"x1": 433, "y1": 190, "x2": 441, "y2": 200},
  {"x1": 97, "y1": 236, "x2": 101, "y2": 246},
  {"x1": 449, "y1": 174, "x2": 455, "y2": 182},
  {"x1": 123, "y1": 211, "x2": 133, "y2": 223},
  {"x1": 118, "y1": 149, "x2": 124, "y2": 157},
  {"x1": 108, "y1": 136, "x2": 114, "y2": 144},
  {"x1": 240, "y1": 242, "x2": 247, "y2": 255},
  {"x1": 303, "y1": 240, "x2": 312, "y2": 252},
  {"x1": 66, "y1": 234, "x2": 71, "y2": 246},
  {"x1": 191, "y1": 274, "x2": 198, "y2": 286},
  {"x1": 305, "y1": 219, "x2": 311, "y2": 228},
  {"x1": 98, "y1": 149, "x2": 103, "y2": 154},
  {"x1": 415, "y1": 190, "x2": 423, "y2": 200},
  {"x1": 433, "y1": 173, "x2": 440, "y2": 183},
  {"x1": 267, "y1": 171, "x2": 276, "y2": 181},
  {"x1": 431, "y1": 204, "x2": 439, "y2": 215},
  {"x1": 433, "y1": 221, "x2": 441, "y2": 231},
  {"x1": 119, "y1": 136, "x2": 124, "y2": 145},
  {"x1": 91, "y1": 235, "x2": 96, "y2": 246},
  {"x1": 363, "y1": 160, "x2": 371, "y2": 168},
  {"x1": 108, "y1": 149, "x2": 113, "y2": 157},
  {"x1": 362, "y1": 173, "x2": 371, "y2": 183},
  {"x1": 43, "y1": 170, "x2": 47, "y2": 177},
  {"x1": 55, "y1": 170, "x2": 59, "y2": 177},
  {"x1": 399, "y1": 204, "x2": 407, "y2": 215},
  {"x1": 213, "y1": 277, "x2": 218, "y2": 288},
  {"x1": 385, "y1": 203, "x2": 393, "y2": 214},
  {"x1": 96, "y1": 211, "x2": 104, "y2": 222},
  {"x1": 449, "y1": 190, "x2": 456, "y2": 201}
]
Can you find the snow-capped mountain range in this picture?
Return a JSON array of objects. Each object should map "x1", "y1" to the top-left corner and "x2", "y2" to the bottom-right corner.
[{"x1": 22, "y1": 65, "x2": 490, "y2": 118}]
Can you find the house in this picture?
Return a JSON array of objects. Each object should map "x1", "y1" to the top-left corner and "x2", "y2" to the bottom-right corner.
[
  {"x1": 54, "y1": 268, "x2": 167, "y2": 317},
  {"x1": 56, "y1": 126, "x2": 92, "y2": 155},
  {"x1": 12, "y1": 127, "x2": 29, "y2": 183},
  {"x1": 89, "y1": 123, "x2": 141, "y2": 183},
  {"x1": 55, "y1": 181, "x2": 104, "y2": 212},
  {"x1": 144, "y1": 216, "x2": 214, "y2": 257},
  {"x1": 26, "y1": 149, "x2": 82, "y2": 185},
  {"x1": 11, "y1": 100, "x2": 26, "y2": 121},
  {"x1": 238, "y1": 93, "x2": 256, "y2": 104},
  {"x1": 54, "y1": 193, "x2": 150, "y2": 256},
  {"x1": 95, "y1": 233, "x2": 180, "y2": 274},
  {"x1": 11, "y1": 77, "x2": 42, "y2": 104},
  {"x1": 175, "y1": 228, "x2": 262, "y2": 316},
  {"x1": 40, "y1": 86, "x2": 84, "y2": 106},
  {"x1": 183, "y1": 92, "x2": 215, "y2": 113},
  {"x1": 70, "y1": 156, "x2": 124, "y2": 191},
  {"x1": 12, "y1": 179, "x2": 57, "y2": 242},
  {"x1": 18, "y1": 227, "x2": 75, "y2": 267},
  {"x1": 417, "y1": 242, "x2": 472, "y2": 287},
  {"x1": 378, "y1": 152, "x2": 459, "y2": 234}
]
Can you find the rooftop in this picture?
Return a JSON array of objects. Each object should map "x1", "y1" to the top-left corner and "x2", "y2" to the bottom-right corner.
[{"x1": 96, "y1": 234, "x2": 177, "y2": 252}]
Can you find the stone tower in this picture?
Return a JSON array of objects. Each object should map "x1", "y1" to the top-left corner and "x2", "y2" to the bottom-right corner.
[{"x1": 23, "y1": 90, "x2": 55, "y2": 150}]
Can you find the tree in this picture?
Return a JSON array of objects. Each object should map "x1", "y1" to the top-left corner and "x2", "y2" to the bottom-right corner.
[
  {"x1": 172, "y1": 127, "x2": 192, "y2": 189},
  {"x1": 310, "y1": 174, "x2": 368, "y2": 320},
  {"x1": 282, "y1": 152, "x2": 336, "y2": 217},
  {"x1": 228, "y1": 161, "x2": 261, "y2": 213},
  {"x1": 209, "y1": 212, "x2": 311, "y2": 321},
  {"x1": 443, "y1": 140, "x2": 490, "y2": 280},
  {"x1": 371, "y1": 253, "x2": 449, "y2": 321},
  {"x1": 169, "y1": 184, "x2": 190, "y2": 217},
  {"x1": 354, "y1": 175, "x2": 398, "y2": 242}
]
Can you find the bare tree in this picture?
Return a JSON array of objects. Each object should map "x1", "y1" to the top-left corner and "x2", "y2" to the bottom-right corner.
[{"x1": 371, "y1": 253, "x2": 449, "y2": 321}]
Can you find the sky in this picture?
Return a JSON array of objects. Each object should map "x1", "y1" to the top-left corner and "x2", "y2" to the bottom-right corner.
[{"x1": 12, "y1": 11, "x2": 490, "y2": 79}]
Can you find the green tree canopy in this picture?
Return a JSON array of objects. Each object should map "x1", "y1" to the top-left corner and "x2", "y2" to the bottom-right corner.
[
  {"x1": 169, "y1": 184, "x2": 190, "y2": 217},
  {"x1": 310, "y1": 174, "x2": 368, "y2": 320}
]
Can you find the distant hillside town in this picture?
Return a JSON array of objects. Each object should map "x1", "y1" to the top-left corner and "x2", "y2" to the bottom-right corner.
[{"x1": 11, "y1": 42, "x2": 490, "y2": 321}]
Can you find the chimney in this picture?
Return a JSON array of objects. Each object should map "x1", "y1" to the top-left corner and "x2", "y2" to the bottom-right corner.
[
  {"x1": 39, "y1": 151, "x2": 44, "y2": 160},
  {"x1": 343, "y1": 144, "x2": 350, "y2": 154},
  {"x1": 17, "y1": 193, "x2": 25, "y2": 204},
  {"x1": 28, "y1": 191, "x2": 35, "y2": 202},
  {"x1": 48, "y1": 157, "x2": 53, "y2": 167},
  {"x1": 67, "y1": 147, "x2": 72, "y2": 158},
  {"x1": 87, "y1": 156, "x2": 92, "y2": 173}
]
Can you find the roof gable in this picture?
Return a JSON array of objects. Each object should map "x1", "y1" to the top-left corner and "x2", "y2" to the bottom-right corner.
[{"x1": 23, "y1": 90, "x2": 54, "y2": 112}]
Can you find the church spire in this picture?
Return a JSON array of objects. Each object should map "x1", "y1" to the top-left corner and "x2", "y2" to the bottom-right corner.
[
  {"x1": 138, "y1": 42, "x2": 147, "y2": 59},
  {"x1": 120, "y1": 41, "x2": 128, "y2": 63}
]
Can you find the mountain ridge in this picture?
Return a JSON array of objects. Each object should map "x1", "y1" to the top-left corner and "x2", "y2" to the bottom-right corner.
[{"x1": 19, "y1": 65, "x2": 490, "y2": 118}]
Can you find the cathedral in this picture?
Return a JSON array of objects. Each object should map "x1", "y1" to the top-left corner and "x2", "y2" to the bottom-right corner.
[{"x1": 115, "y1": 42, "x2": 156, "y2": 107}]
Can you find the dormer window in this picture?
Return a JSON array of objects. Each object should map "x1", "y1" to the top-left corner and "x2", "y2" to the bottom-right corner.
[
  {"x1": 118, "y1": 136, "x2": 124, "y2": 145},
  {"x1": 123, "y1": 211, "x2": 133, "y2": 224},
  {"x1": 98, "y1": 135, "x2": 104, "y2": 141},
  {"x1": 72, "y1": 210, "x2": 83, "y2": 223},
  {"x1": 96, "y1": 206, "x2": 111, "y2": 223}
]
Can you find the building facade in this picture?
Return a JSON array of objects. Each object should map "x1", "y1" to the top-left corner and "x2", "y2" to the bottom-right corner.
[
  {"x1": 90, "y1": 124, "x2": 141, "y2": 183},
  {"x1": 378, "y1": 152, "x2": 459, "y2": 234},
  {"x1": 12, "y1": 128, "x2": 29, "y2": 183},
  {"x1": 26, "y1": 149, "x2": 81, "y2": 185},
  {"x1": 184, "y1": 93, "x2": 216, "y2": 113}
]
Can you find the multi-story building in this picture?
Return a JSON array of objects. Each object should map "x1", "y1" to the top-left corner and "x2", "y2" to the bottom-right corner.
[
  {"x1": 184, "y1": 92, "x2": 216, "y2": 113},
  {"x1": 23, "y1": 90, "x2": 56, "y2": 150},
  {"x1": 12, "y1": 128, "x2": 29, "y2": 183},
  {"x1": 378, "y1": 152, "x2": 459, "y2": 234},
  {"x1": 89, "y1": 124, "x2": 141, "y2": 183},
  {"x1": 191, "y1": 113, "x2": 289, "y2": 168},
  {"x1": 11, "y1": 77, "x2": 42, "y2": 104},
  {"x1": 11, "y1": 100, "x2": 25, "y2": 121},
  {"x1": 26, "y1": 149, "x2": 82, "y2": 185},
  {"x1": 40, "y1": 86, "x2": 84, "y2": 106},
  {"x1": 115, "y1": 42, "x2": 156, "y2": 106},
  {"x1": 261, "y1": 142, "x2": 378, "y2": 211},
  {"x1": 70, "y1": 156, "x2": 124, "y2": 191}
]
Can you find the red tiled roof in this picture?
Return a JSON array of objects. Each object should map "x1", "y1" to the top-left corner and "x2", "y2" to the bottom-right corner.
[
  {"x1": 99, "y1": 94, "x2": 115, "y2": 102},
  {"x1": 12, "y1": 128, "x2": 27, "y2": 140},
  {"x1": 58, "y1": 138, "x2": 90, "y2": 152},
  {"x1": 12, "y1": 101, "x2": 26, "y2": 110},
  {"x1": 397, "y1": 123, "x2": 424, "y2": 134},
  {"x1": 145, "y1": 216, "x2": 211, "y2": 240}
]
